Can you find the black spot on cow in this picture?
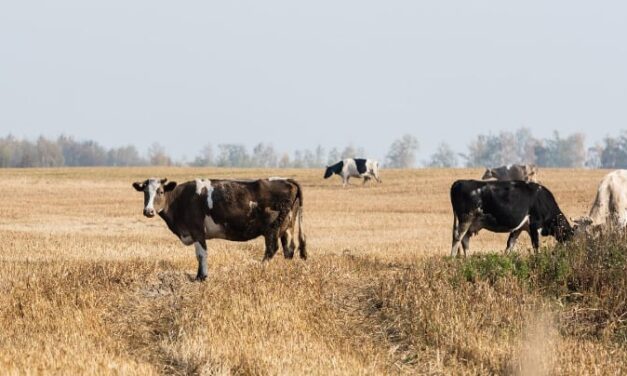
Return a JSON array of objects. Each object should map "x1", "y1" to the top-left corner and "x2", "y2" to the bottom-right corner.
[{"x1": 354, "y1": 158, "x2": 368, "y2": 175}]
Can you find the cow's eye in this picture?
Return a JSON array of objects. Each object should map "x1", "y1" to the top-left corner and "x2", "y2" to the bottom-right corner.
[{"x1": 158, "y1": 190, "x2": 164, "y2": 195}]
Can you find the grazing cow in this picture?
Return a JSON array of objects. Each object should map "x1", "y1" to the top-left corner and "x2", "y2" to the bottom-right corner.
[
  {"x1": 450, "y1": 180, "x2": 573, "y2": 257},
  {"x1": 482, "y1": 164, "x2": 538, "y2": 182},
  {"x1": 574, "y1": 170, "x2": 627, "y2": 233},
  {"x1": 132, "y1": 177, "x2": 306, "y2": 281},
  {"x1": 324, "y1": 158, "x2": 381, "y2": 187}
]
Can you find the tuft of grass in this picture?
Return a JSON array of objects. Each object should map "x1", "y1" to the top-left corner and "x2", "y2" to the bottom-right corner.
[
  {"x1": 459, "y1": 252, "x2": 530, "y2": 284},
  {"x1": 453, "y1": 233, "x2": 627, "y2": 343}
]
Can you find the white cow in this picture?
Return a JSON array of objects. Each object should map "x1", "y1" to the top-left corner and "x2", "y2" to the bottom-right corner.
[{"x1": 574, "y1": 170, "x2": 627, "y2": 233}]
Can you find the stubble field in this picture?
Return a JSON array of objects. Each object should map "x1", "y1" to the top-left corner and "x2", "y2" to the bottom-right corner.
[{"x1": 0, "y1": 167, "x2": 625, "y2": 375}]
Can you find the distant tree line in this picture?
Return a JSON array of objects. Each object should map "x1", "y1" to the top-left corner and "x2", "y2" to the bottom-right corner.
[
  {"x1": 426, "y1": 127, "x2": 627, "y2": 169},
  {"x1": 0, "y1": 133, "x2": 417, "y2": 168},
  {"x1": 3, "y1": 129, "x2": 627, "y2": 169}
]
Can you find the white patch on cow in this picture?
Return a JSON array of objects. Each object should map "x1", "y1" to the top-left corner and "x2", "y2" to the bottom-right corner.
[
  {"x1": 506, "y1": 164, "x2": 512, "y2": 170},
  {"x1": 179, "y1": 234, "x2": 194, "y2": 246},
  {"x1": 195, "y1": 179, "x2": 214, "y2": 209},
  {"x1": 364, "y1": 159, "x2": 381, "y2": 182},
  {"x1": 343, "y1": 159, "x2": 359, "y2": 177},
  {"x1": 249, "y1": 201, "x2": 258, "y2": 209},
  {"x1": 471, "y1": 187, "x2": 484, "y2": 196},
  {"x1": 268, "y1": 177, "x2": 286, "y2": 181},
  {"x1": 511, "y1": 215, "x2": 530, "y2": 232},
  {"x1": 203, "y1": 215, "x2": 226, "y2": 238}
]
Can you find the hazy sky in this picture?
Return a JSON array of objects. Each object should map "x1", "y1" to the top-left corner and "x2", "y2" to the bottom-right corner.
[{"x1": 1, "y1": 1, "x2": 626, "y2": 162}]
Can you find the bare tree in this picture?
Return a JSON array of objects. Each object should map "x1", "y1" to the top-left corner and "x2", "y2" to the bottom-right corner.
[
  {"x1": 191, "y1": 144, "x2": 214, "y2": 167},
  {"x1": 216, "y1": 144, "x2": 250, "y2": 167},
  {"x1": 385, "y1": 134, "x2": 419, "y2": 168},
  {"x1": 340, "y1": 145, "x2": 357, "y2": 160},
  {"x1": 327, "y1": 147, "x2": 340, "y2": 164},
  {"x1": 108, "y1": 145, "x2": 144, "y2": 166},
  {"x1": 251, "y1": 143, "x2": 278, "y2": 168},
  {"x1": 426, "y1": 142, "x2": 458, "y2": 167},
  {"x1": 148, "y1": 143, "x2": 172, "y2": 166}
]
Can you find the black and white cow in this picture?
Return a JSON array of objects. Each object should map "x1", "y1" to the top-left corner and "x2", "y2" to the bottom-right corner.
[
  {"x1": 133, "y1": 177, "x2": 306, "y2": 281},
  {"x1": 324, "y1": 158, "x2": 381, "y2": 187},
  {"x1": 481, "y1": 164, "x2": 538, "y2": 182},
  {"x1": 450, "y1": 180, "x2": 573, "y2": 257}
]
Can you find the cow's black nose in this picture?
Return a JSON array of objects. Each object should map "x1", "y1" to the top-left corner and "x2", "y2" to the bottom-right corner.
[{"x1": 144, "y1": 209, "x2": 155, "y2": 217}]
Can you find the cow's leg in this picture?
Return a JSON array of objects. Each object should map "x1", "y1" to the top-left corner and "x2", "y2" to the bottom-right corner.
[
  {"x1": 362, "y1": 176, "x2": 370, "y2": 185},
  {"x1": 194, "y1": 240, "x2": 208, "y2": 281},
  {"x1": 505, "y1": 229, "x2": 524, "y2": 253},
  {"x1": 281, "y1": 231, "x2": 295, "y2": 259},
  {"x1": 296, "y1": 206, "x2": 307, "y2": 260},
  {"x1": 263, "y1": 231, "x2": 280, "y2": 261},
  {"x1": 451, "y1": 215, "x2": 472, "y2": 257},
  {"x1": 461, "y1": 232, "x2": 471, "y2": 257},
  {"x1": 529, "y1": 224, "x2": 540, "y2": 252}
]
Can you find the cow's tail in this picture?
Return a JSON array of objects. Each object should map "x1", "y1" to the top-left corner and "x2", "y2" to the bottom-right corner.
[{"x1": 288, "y1": 179, "x2": 307, "y2": 259}]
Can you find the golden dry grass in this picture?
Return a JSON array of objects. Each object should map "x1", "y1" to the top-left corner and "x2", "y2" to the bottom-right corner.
[{"x1": 0, "y1": 167, "x2": 625, "y2": 375}]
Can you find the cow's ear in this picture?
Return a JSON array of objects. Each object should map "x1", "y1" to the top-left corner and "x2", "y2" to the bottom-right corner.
[
  {"x1": 164, "y1": 181, "x2": 177, "y2": 192},
  {"x1": 132, "y1": 182, "x2": 145, "y2": 191},
  {"x1": 160, "y1": 178, "x2": 168, "y2": 184}
]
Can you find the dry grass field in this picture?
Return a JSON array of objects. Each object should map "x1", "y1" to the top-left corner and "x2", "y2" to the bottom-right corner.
[{"x1": 0, "y1": 167, "x2": 625, "y2": 375}]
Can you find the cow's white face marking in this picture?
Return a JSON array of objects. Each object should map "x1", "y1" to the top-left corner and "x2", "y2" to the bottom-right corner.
[
  {"x1": 195, "y1": 179, "x2": 214, "y2": 210},
  {"x1": 249, "y1": 201, "x2": 258, "y2": 209},
  {"x1": 268, "y1": 177, "x2": 286, "y2": 181},
  {"x1": 145, "y1": 178, "x2": 161, "y2": 213}
]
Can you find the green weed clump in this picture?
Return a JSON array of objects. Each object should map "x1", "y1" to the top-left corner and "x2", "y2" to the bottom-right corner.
[{"x1": 455, "y1": 233, "x2": 627, "y2": 341}]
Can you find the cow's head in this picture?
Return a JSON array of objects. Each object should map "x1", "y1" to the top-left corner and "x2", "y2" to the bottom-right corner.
[
  {"x1": 549, "y1": 214, "x2": 575, "y2": 243},
  {"x1": 524, "y1": 165, "x2": 539, "y2": 182},
  {"x1": 323, "y1": 166, "x2": 334, "y2": 179},
  {"x1": 132, "y1": 178, "x2": 177, "y2": 217},
  {"x1": 572, "y1": 216, "x2": 595, "y2": 235},
  {"x1": 481, "y1": 168, "x2": 494, "y2": 180}
]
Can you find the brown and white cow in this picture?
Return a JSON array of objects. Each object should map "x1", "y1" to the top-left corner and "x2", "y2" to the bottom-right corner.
[
  {"x1": 574, "y1": 170, "x2": 627, "y2": 233},
  {"x1": 133, "y1": 177, "x2": 306, "y2": 281},
  {"x1": 482, "y1": 164, "x2": 538, "y2": 182}
]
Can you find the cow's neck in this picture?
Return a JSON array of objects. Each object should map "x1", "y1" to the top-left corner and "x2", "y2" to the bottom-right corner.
[{"x1": 157, "y1": 191, "x2": 180, "y2": 236}]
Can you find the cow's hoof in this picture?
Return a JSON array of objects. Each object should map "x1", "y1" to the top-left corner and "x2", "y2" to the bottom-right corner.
[{"x1": 195, "y1": 274, "x2": 207, "y2": 282}]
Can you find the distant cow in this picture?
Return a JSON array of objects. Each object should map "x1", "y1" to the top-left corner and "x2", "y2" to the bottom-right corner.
[
  {"x1": 482, "y1": 164, "x2": 538, "y2": 182},
  {"x1": 324, "y1": 158, "x2": 381, "y2": 187},
  {"x1": 133, "y1": 177, "x2": 306, "y2": 281},
  {"x1": 574, "y1": 170, "x2": 627, "y2": 233},
  {"x1": 450, "y1": 180, "x2": 573, "y2": 257}
]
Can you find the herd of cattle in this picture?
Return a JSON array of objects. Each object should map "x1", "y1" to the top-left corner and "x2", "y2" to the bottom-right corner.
[{"x1": 132, "y1": 158, "x2": 626, "y2": 281}]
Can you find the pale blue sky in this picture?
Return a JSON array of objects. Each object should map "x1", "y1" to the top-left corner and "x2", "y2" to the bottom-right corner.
[{"x1": 1, "y1": 1, "x2": 626, "y2": 162}]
